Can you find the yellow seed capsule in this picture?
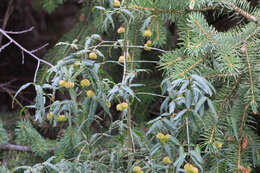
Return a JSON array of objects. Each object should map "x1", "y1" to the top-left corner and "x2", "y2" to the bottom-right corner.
[
  {"x1": 156, "y1": 133, "x2": 164, "y2": 140},
  {"x1": 86, "y1": 90, "x2": 95, "y2": 98},
  {"x1": 162, "y1": 156, "x2": 172, "y2": 165},
  {"x1": 116, "y1": 103, "x2": 123, "y2": 111},
  {"x1": 121, "y1": 102, "x2": 128, "y2": 110},
  {"x1": 65, "y1": 82, "x2": 74, "y2": 89},
  {"x1": 118, "y1": 56, "x2": 124, "y2": 63},
  {"x1": 113, "y1": 0, "x2": 120, "y2": 7},
  {"x1": 144, "y1": 44, "x2": 151, "y2": 51},
  {"x1": 57, "y1": 115, "x2": 67, "y2": 122},
  {"x1": 59, "y1": 80, "x2": 66, "y2": 87},
  {"x1": 184, "y1": 163, "x2": 198, "y2": 173},
  {"x1": 133, "y1": 166, "x2": 142, "y2": 173},
  {"x1": 143, "y1": 30, "x2": 152, "y2": 37},
  {"x1": 214, "y1": 141, "x2": 223, "y2": 149},
  {"x1": 80, "y1": 79, "x2": 91, "y2": 87},
  {"x1": 164, "y1": 134, "x2": 171, "y2": 142},
  {"x1": 117, "y1": 26, "x2": 125, "y2": 34},
  {"x1": 89, "y1": 52, "x2": 97, "y2": 59},
  {"x1": 146, "y1": 40, "x2": 152, "y2": 47}
]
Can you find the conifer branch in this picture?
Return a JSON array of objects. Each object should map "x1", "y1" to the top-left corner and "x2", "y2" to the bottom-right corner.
[
  {"x1": 194, "y1": 21, "x2": 216, "y2": 45},
  {"x1": 131, "y1": 5, "x2": 217, "y2": 14},
  {"x1": 179, "y1": 57, "x2": 204, "y2": 77},
  {"x1": 229, "y1": 4, "x2": 258, "y2": 23},
  {"x1": 222, "y1": 75, "x2": 242, "y2": 106},
  {"x1": 244, "y1": 45, "x2": 255, "y2": 104},
  {"x1": 204, "y1": 73, "x2": 235, "y2": 78},
  {"x1": 237, "y1": 103, "x2": 249, "y2": 173}
]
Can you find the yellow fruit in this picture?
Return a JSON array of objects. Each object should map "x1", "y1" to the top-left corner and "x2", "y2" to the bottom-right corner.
[
  {"x1": 146, "y1": 40, "x2": 152, "y2": 47},
  {"x1": 113, "y1": 0, "x2": 120, "y2": 7},
  {"x1": 144, "y1": 44, "x2": 151, "y2": 51},
  {"x1": 118, "y1": 56, "x2": 124, "y2": 63},
  {"x1": 143, "y1": 30, "x2": 152, "y2": 37},
  {"x1": 89, "y1": 52, "x2": 97, "y2": 59},
  {"x1": 164, "y1": 134, "x2": 171, "y2": 142},
  {"x1": 162, "y1": 156, "x2": 172, "y2": 165},
  {"x1": 57, "y1": 115, "x2": 67, "y2": 122},
  {"x1": 65, "y1": 82, "x2": 74, "y2": 89},
  {"x1": 133, "y1": 166, "x2": 142, "y2": 173},
  {"x1": 116, "y1": 103, "x2": 123, "y2": 111},
  {"x1": 118, "y1": 55, "x2": 130, "y2": 63},
  {"x1": 59, "y1": 80, "x2": 66, "y2": 87},
  {"x1": 121, "y1": 102, "x2": 128, "y2": 110},
  {"x1": 156, "y1": 133, "x2": 164, "y2": 140},
  {"x1": 184, "y1": 163, "x2": 198, "y2": 173},
  {"x1": 86, "y1": 90, "x2": 95, "y2": 98},
  {"x1": 46, "y1": 112, "x2": 54, "y2": 120},
  {"x1": 80, "y1": 79, "x2": 91, "y2": 87},
  {"x1": 214, "y1": 141, "x2": 223, "y2": 149},
  {"x1": 117, "y1": 26, "x2": 125, "y2": 34}
]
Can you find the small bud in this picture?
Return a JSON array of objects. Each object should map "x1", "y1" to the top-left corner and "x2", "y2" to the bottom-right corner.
[
  {"x1": 240, "y1": 44, "x2": 247, "y2": 54},
  {"x1": 242, "y1": 136, "x2": 248, "y2": 151}
]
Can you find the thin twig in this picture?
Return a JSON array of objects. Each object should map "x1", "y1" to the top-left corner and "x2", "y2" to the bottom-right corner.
[
  {"x1": 0, "y1": 28, "x2": 53, "y2": 67},
  {"x1": 5, "y1": 27, "x2": 34, "y2": 34},
  {"x1": 0, "y1": 41, "x2": 12, "y2": 52},
  {"x1": 31, "y1": 43, "x2": 49, "y2": 53},
  {"x1": 0, "y1": 0, "x2": 14, "y2": 45}
]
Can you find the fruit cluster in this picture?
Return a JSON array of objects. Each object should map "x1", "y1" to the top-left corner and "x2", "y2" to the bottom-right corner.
[
  {"x1": 156, "y1": 133, "x2": 171, "y2": 143},
  {"x1": 59, "y1": 80, "x2": 75, "y2": 89},
  {"x1": 46, "y1": 112, "x2": 67, "y2": 122}
]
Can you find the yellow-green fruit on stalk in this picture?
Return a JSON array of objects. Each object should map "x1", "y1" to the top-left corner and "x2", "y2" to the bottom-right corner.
[
  {"x1": 143, "y1": 29, "x2": 152, "y2": 37},
  {"x1": 59, "y1": 80, "x2": 66, "y2": 87},
  {"x1": 80, "y1": 79, "x2": 91, "y2": 87},
  {"x1": 162, "y1": 156, "x2": 172, "y2": 165},
  {"x1": 86, "y1": 90, "x2": 95, "y2": 98},
  {"x1": 89, "y1": 52, "x2": 97, "y2": 59},
  {"x1": 117, "y1": 26, "x2": 125, "y2": 34},
  {"x1": 113, "y1": 0, "x2": 120, "y2": 7}
]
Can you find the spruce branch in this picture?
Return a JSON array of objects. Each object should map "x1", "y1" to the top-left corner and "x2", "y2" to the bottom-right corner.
[
  {"x1": 244, "y1": 45, "x2": 255, "y2": 104},
  {"x1": 237, "y1": 103, "x2": 249, "y2": 173},
  {"x1": 229, "y1": 4, "x2": 258, "y2": 23},
  {"x1": 179, "y1": 56, "x2": 204, "y2": 77},
  {"x1": 194, "y1": 20, "x2": 216, "y2": 45}
]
